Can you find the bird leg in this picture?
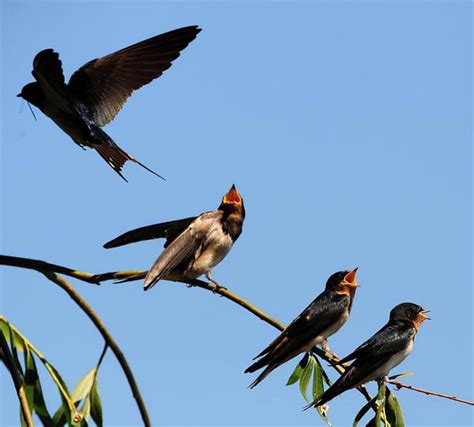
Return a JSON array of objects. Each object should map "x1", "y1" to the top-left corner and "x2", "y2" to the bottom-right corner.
[
  {"x1": 205, "y1": 270, "x2": 228, "y2": 293},
  {"x1": 322, "y1": 340, "x2": 331, "y2": 352}
]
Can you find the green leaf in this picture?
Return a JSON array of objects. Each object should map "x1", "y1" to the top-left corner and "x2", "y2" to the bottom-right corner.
[
  {"x1": 24, "y1": 346, "x2": 54, "y2": 426},
  {"x1": 299, "y1": 357, "x2": 314, "y2": 402},
  {"x1": 314, "y1": 354, "x2": 333, "y2": 387},
  {"x1": 90, "y1": 380, "x2": 103, "y2": 427},
  {"x1": 80, "y1": 395, "x2": 92, "y2": 423},
  {"x1": 71, "y1": 368, "x2": 98, "y2": 403},
  {"x1": 385, "y1": 388, "x2": 405, "y2": 427},
  {"x1": 312, "y1": 356, "x2": 331, "y2": 426},
  {"x1": 374, "y1": 383, "x2": 387, "y2": 427},
  {"x1": 388, "y1": 372, "x2": 413, "y2": 381},
  {"x1": 0, "y1": 320, "x2": 25, "y2": 352},
  {"x1": 353, "y1": 396, "x2": 377, "y2": 427},
  {"x1": 286, "y1": 353, "x2": 309, "y2": 386}
]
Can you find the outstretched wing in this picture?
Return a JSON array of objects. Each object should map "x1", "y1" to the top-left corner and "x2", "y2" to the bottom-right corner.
[
  {"x1": 32, "y1": 49, "x2": 78, "y2": 114},
  {"x1": 144, "y1": 211, "x2": 223, "y2": 290},
  {"x1": 103, "y1": 216, "x2": 198, "y2": 249},
  {"x1": 68, "y1": 26, "x2": 201, "y2": 126}
]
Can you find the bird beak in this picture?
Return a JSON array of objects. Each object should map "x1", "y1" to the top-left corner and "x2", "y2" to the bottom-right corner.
[
  {"x1": 222, "y1": 184, "x2": 242, "y2": 204},
  {"x1": 16, "y1": 93, "x2": 22, "y2": 97},
  {"x1": 420, "y1": 309, "x2": 431, "y2": 321},
  {"x1": 342, "y1": 267, "x2": 359, "y2": 288}
]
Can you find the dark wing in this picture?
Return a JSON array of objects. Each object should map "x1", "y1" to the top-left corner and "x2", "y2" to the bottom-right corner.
[
  {"x1": 245, "y1": 292, "x2": 350, "y2": 387},
  {"x1": 103, "y1": 216, "x2": 198, "y2": 249},
  {"x1": 308, "y1": 323, "x2": 415, "y2": 408},
  {"x1": 32, "y1": 49, "x2": 66, "y2": 90},
  {"x1": 32, "y1": 49, "x2": 76, "y2": 113},
  {"x1": 68, "y1": 26, "x2": 201, "y2": 126},
  {"x1": 256, "y1": 291, "x2": 350, "y2": 360},
  {"x1": 144, "y1": 211, "x2": 223, "y2": 290},
  {"x1": 337, "y1": 322, "x2": 414, "y2": 365}
]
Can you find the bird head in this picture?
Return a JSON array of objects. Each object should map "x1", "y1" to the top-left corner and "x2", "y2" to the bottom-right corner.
[
  {"x1": 390, "y1": 303, "x2": 431, "y2": 330},
  {"x1": 17, "y1": 82, "x2": 44, "y2": 109},
  {"x1": 326, "y1": 268, "x2": 359, "y2": 297},
  {"x1": 218, "y1": 184, "x2": 245, "y2": 219}
]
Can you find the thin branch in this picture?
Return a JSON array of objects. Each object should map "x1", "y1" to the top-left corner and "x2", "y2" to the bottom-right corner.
[
  {"x1": 41, "y1": 272, "x2": 151, "y2": 426},
  {"x1": 387, "y1": 379, "x2": 474, "y2": 406},
  {"x1": 0, "y1": 329, "x2": 34, "y2": 427},
  {"x1": 0, "y1": 255, "x2": 101, "y2": 284}
]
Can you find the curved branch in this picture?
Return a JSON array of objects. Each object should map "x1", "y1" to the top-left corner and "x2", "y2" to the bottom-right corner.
[
  {"x1": 0, "y1": 329, "x2": 34, "y2": 427},
  {"x1": 42, "y1": 272, "x2": 151, "y2": 426}
]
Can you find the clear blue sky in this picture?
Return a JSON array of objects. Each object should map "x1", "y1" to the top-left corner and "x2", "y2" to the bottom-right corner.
[{"x1": 1, "y1": 1, "x2": 472, "y2": 426}]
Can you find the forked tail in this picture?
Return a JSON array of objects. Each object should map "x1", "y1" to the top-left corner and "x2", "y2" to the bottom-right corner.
[{"x1": 92, "y1": 127, "x2": 164, "y2": 181}]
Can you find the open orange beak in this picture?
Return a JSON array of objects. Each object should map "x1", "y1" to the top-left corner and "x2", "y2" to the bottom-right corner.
[
  {"x1": 222, "y1": 184, "x2": 242, "y2": 204},
  {"x1": 343, "y1": 267, "x2": 359, "y2": 288},
  {"x1": 420, "y1": 309, "x2": 431, "y2": 321}
]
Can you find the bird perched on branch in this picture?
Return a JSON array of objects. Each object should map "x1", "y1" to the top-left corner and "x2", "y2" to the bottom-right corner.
[
  {"x1": 17, "y1": 26, "x2": 201, "y2": 181},
  {"x1": 304, "y1": 302, "x2": 430, "y2": 409},
  {"x1": 104, "y1": 184, "x2": 245, "y2": 290},
  {"x1": 245, "y1": 269, "x2": 359, "y2": 388}
]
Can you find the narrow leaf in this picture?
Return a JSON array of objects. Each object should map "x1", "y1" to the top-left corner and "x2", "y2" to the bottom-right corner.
[
  {"x1": 374, "y1": 383, "x2": 386, "y2": 427},
  {"x1": 24, "y1": 346, "x2": 54, "y2": 426},
  {"x1": 299, "y1": 357, "x2": 314, "y2": 402},
  {"x1": 388, "y1": 372, "x2": 413, "y2": 381},
  {"x1": 314, "y1": 353, "x2": 333, "y2": 387},
  {"x1": 286, "y1": 353, "x2": 309, "y2": 386},
  {"x1": 353, "y1": 396, "x2": 377, "y2": 427},
  {"x1": 71, "y1": 368, "x2": 98, "y2": 403},
  {"x1": 90, "y1": 380, "x2": 103, "y2": 427},
  {"x1": 385, "y1": 388, "x2": 405, "y2": 427},
  {"x1": 312, "y1": 356, "x2": 331, "y2": 426}
]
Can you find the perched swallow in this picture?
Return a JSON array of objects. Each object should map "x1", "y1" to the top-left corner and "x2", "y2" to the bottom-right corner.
[
  {"x1": 305, "y1": 302, "x2": 430, "y2": 409},
  {"x1": 104, "y1": 184, "x2": 245, "y2": 290},
  {"x1": 17, "y1": 26, "x2": 201, "y2": 181},
  {"x1": 245, "y1": 269, "x2": 359, "y2": 388}
]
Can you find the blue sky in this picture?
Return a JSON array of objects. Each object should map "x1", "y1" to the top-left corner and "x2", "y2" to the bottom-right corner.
[{"x1": 1, "y1": 1, "x2": 472, "y2": 426}]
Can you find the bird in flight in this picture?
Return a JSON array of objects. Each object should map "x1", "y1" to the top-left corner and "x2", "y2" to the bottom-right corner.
[
  {"x1": 245, "y1": 269, "x2": 359, "y2": 388},
  {"x1": 17, "y1": 26, "x2": 201, "y2": 181},
  {"x1": 104, "y1": 184, "x2": 245, "y2": 290},
  {"x1": 304, "y1": 302, "x2": 430, "y2": 409}
]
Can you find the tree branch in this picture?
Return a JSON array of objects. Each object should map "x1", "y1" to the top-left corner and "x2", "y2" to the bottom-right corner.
[
  {"x1": 2, "y1": 254, "x2": 472, "y2": 411},
  {"x1": 0, "y1": 329, "x2": 34, "y2": 427},
  {"x1": 387, "y1": 379, "x2": 473, "y2": 406},
  {"x1": 41, "y1": 272, "x2": 151, "y2": 426}
]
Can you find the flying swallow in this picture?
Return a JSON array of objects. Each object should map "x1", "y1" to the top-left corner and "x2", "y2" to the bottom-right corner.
[
  {"x1": 17, "y1": 26, "x2": 201, "y2": 181},
  {"x1": 104, "y1": 184, "x2": 245, "y2": 290},
  {"x1": 305, "y1": 302, "x2": 430, "y2": 409},
  {"x1": 245, "y1": 269, "x2": 359, "y2": 388}
]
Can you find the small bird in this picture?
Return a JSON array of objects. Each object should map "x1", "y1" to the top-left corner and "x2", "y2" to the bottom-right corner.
[
  {"x1": 17, "y1": 26, "x2": 201, "y2": 181},
  {"x1": 305, "y1": 302, "x2": 430, "y2": 409},
  {"x1": 104, "y1": 184, "x2": 245, "y2": 290},
  {"x1": 245, "y1": 269, "x2": 359, "y2": 388}
]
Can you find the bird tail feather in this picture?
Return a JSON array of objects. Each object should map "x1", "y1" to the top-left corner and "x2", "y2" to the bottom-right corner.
[{"x1": 92, "y1": 127, "x2": 163, "y2": 181}]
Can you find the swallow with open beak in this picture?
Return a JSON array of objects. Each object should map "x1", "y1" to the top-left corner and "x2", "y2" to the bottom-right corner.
[
  {"x1": 245, "y1": 269, "x2": 359, "y2": 388},
  {"x1": 104, "y1": 184, "x2": 245, "y2": 290},
  {"x1": 305, "y1": 302, "x2": 430, "y2": 409},
  {"x1": 17, "y1": 26, "x2": 201, "y2": 181}
]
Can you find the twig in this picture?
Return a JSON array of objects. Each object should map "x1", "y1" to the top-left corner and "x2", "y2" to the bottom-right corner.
[
  {"x1": 387, "y1": 379, "x2": 474, "y2": 406},
  {"x1": 42, "y1": 272, "x2": 151, "y2": 426},
  {"x1": 0, "y1": 329, "x2": 34, "y2": 427}
]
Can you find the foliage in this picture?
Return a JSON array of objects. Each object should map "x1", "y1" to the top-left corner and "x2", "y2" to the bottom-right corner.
[{"x1": 0, "y1": 316, "x2": 104, "y2": 426}]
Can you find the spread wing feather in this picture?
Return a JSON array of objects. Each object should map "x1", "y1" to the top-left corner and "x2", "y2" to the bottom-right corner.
[{"x1": 68, "y1": 26, "x2": 201, "y2": 126}]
